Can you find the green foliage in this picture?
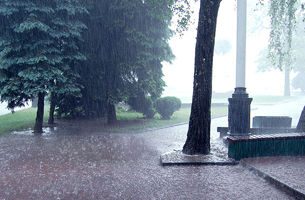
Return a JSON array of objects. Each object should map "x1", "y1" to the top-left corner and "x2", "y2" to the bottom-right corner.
[
  {"x1": 0, "y1": 0, "x2": 194, "y2": 123},
  {"x1": 55, "y1": 94, "x2": 85, "y2": 119},
  {"x1": 141, "y1": 0, "x2": 195, "y2": 35},
  {"x1": 61, "y1": 0, "x2": 177, "y2": 121},
  {"x1": 0, "y1": 106, "x2": 231, "y2": 135},
  {"x1": 268, "y1": 0, "x2": 297, "y2": 71},
  {"x1": 156, "y1": 96, "x2": 181, "y2": 120},
  {"x1": 255, "y1": 0, "x2": 301, "y2": 72},
  {"x1": 0, "y1": 106, "x2": 49, "y2": 135},
  {"x1": 255, "y1": 0, "x2": 304, "y2": 96},
  {"x1": 0, "y1": 0, "x2": 87, "y2": 110},
  {"x1": 128, "y1": 91, "x2": 156, "y2": 118}
]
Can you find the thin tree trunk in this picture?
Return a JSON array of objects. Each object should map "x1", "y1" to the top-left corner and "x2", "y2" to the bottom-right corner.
[
  {"x1": 107, "y1": 102, "x2": 117, "y2": 124},
  {"x1": 34, "y1": 92, "x2": 45, "y2": 134},
  {"x1": 48, "y1": 92, "x2": 56, "y2": 124},
  {"x1": 182, "y1": 0, "x2": 221, "y2": 155},
  {"x1": 296, "y1": 106, "x2": 305, "y2": 132},
  {"x1": 284, "y1": 2, "x2": 293, "y2": 97},
  {"x1": 284, "y1": 66, "x2": 290, "y2": 96}
]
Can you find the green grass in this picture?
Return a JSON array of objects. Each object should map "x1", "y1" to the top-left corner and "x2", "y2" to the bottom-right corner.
[
  {"x1": 0, "y1": 94, "x2": 299, "y2": 135},
  {"x1": 110, "y1": 106, "x2": 228, "y2": 132},
  {"x1": 0, "y1": 106, "x2": 49, "y2": 135}
]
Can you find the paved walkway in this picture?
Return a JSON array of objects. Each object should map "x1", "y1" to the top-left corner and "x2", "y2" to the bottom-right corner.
[{"x1": 0, "y1": 96, "x2": 305, "y2": 199}]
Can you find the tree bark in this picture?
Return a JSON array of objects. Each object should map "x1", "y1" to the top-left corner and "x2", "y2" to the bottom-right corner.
[
  {"x1": 284, "y1": 66, "x2": 290, "y2": 96},
  {"x1": 107, "y1": 102, "x2": 117, "y2": 124},
  {"x1": 296, "y1": 106, "x2": 305, "y2": 133},
  {"x1": 182, "y1": 0, "x2": 221, "y2": 155},
  {"x1": 34, "y1": 92, "x2": 45, "y2": 134},
  {"x1": 48, "y1": 92, "x2": 56, "y2": 124}
]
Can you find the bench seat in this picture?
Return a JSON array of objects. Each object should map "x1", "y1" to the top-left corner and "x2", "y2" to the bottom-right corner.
[{"x1": 227, "y1": 133, "x2": 305, "y2": 160}]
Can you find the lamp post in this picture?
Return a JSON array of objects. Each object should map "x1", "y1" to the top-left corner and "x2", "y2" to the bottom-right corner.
[{"x1": 228, "y1": 0, "x2": 252, "y2": 135}]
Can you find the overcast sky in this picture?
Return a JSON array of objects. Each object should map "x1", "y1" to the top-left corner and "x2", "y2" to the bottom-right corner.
[{"x1": 162, "y1": 0, "x2": 291, "y2": 101}]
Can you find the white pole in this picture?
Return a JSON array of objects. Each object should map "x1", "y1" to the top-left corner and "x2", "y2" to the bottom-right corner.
[{"x1": 236, "y1": 0, "x2": 247, "y2": 88}]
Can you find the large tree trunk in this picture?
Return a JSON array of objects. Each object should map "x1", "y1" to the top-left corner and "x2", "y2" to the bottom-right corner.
[
  {"x1": 182, "y1": 0, "x2": 221, "y2": 155},
  {"x1": 34, "y1": 92, "x2": 45, "y2": 134},
  {"x1": 107, "y1": 102, "x2": 117, "y2": 124},
  {"x1": 296, "y1": 106, "x2": 305, "y2": 133}
]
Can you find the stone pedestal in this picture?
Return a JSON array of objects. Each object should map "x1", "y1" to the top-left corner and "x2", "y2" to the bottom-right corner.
[{"x1": 228, "y1": 87, "x2": 252, "y2": 135}]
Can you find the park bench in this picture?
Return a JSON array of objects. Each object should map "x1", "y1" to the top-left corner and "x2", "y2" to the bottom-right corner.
[
  {"x1": 227, "y1": 133, "x2": 305, "y2": 160},
  {"x1": 217, "y1": 116, "x2": 295, "y2": 137}
]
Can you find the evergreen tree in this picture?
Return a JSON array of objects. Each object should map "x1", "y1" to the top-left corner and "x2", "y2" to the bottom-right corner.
[
  {"x1": 62, "y1": 0, "x2": 177, "y2": 123},
  {"x1": 0, "y1": 0, "x2": 87, "y2": 134}
]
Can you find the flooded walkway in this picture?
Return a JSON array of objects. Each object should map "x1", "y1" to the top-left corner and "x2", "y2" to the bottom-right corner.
[
  {"x1": 1, "y1": 97, "x2": 305, "y2": 199},
  {"x1": 0, "y1": 128, "x2": 297, "y2": 199}
]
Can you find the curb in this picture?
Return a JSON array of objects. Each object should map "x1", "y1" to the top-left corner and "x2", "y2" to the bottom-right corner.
[
  {"x1": 160, "y1": 150, "x2": 239, "y2": 166},
  {"x1": 240, "y1": 160, "x2": 305, "y2": 200}
]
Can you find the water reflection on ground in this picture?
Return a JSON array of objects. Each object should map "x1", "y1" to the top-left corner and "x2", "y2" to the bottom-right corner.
[
  {"x1": 3, "y1": 97, "x2": 305, "y2": 199},
  {"x1": 0, "y1": 122, "x2": 295, "y2": 199}
]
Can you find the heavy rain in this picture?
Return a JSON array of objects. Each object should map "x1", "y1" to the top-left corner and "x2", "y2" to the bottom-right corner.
[{"x1": 0, "y1": 0, "x2": 305, "y2": 199}]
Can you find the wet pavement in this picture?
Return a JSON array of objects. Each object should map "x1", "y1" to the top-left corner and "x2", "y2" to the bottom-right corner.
[
  {"x1": 0, "y1": 129, "x2": 296, "y2": 199},
  {"x1": 242, "y1": 156, "x2": 305, "y2": 198},
  {"x1": 1, "y1": 96, "x2": 305, "y2": 199}
]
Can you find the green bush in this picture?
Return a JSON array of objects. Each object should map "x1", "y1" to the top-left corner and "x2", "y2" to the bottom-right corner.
[
  {"x1": 156, "y1": 96, "x2": 181, "y2": 120},
  {"x1": 128, "y1": 91, "x2": 156, "y2": 118}
]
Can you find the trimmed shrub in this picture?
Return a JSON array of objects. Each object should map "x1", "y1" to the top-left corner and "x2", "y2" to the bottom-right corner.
[{"x1": 156, "y1": 96, "x2": 181, "y2": 120}]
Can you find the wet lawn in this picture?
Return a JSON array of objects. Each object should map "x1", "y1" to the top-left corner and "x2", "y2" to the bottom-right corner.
[
  {"x1": 0, "y1": 106, "x2": 227, "y2": 135},
  {"x1": 0, "y1": 94, "x2": 299, "y2": 135},
  {"x1": 110, "y1": 106, "x2": 227, "y2": 132},
  {"x1": 0, "y1": 107, "x2": 49, "y2": 135}
]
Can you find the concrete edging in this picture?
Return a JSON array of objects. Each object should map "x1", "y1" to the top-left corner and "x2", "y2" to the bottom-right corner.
[
  {"x1": 160, "y1": 150, "x2": 239, "y2": 166},
  {"x1": 240, "y1": 160, "x2": 305, "y2": 199}
]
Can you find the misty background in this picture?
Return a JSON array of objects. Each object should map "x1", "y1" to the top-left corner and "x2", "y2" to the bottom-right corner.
[
  {"x1": 162, "y1": 0, "x2": 298, "y2": 102},
  {"x1": 0, "y1": 0, "x2": 302, "y2": 114}
]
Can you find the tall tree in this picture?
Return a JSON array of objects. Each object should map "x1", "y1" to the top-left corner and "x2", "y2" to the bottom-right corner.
[
  {"x1": 0, "y1": 0, "x2": 87, "y2": 134},
  {"x1": 182, "y1": 0, "x2": 221, "y2": 155},
  {"x1": 256, "y1": 0, "x2": 298, "y2": 96},
  {"x1": 268, "y1": 0, "x2": 297, "y2": 96},
  {"x1": 58, "y1": 0, "x2": 185, "y2": 123}
]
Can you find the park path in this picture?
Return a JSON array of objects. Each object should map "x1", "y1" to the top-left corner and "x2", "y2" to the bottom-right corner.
[
  {"x1": 0, "y1": 96, "x2": 305, "y2": 199},
  {"x1": 0, "y1": 126, "x2": 295, "y2": 199}
]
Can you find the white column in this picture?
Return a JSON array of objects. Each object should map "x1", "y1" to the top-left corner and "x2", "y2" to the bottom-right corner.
[{"x1": 236, "y1": 0, "x2": 247, "y2": 88}]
